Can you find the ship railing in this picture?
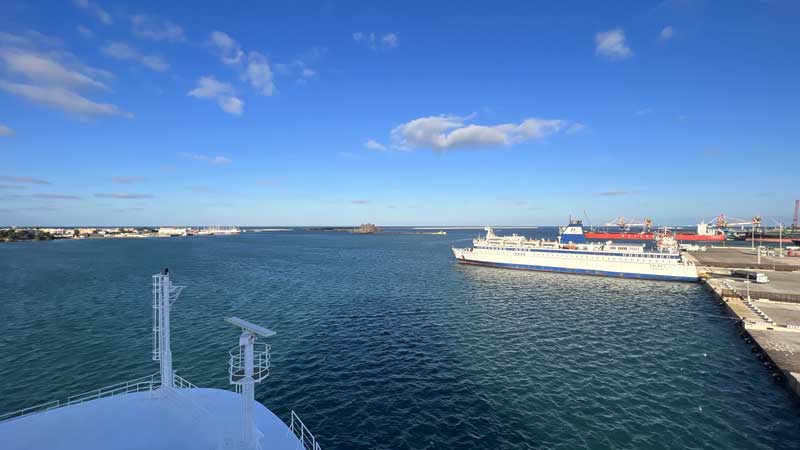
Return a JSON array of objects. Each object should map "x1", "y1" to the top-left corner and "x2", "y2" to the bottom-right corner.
[
  {"x1": 0, "y1": 371, "x2": 197, "y2": 424},
  {"x1": 289, "y1": 410, "x2": 322, "y2": 450},
  {"x1": 66, "y1": 373, "x2": 160, "y2": 406},
  {"x1": 0, "y1": 400, "x2": 61, "y2": 423}
]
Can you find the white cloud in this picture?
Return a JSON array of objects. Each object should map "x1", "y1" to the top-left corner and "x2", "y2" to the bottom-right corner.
[
  {"x1": 390, "y1": 115, "x2": 565, "y2": 151},
  {"x1": 209, "y1": 31, "x2": 243, "y2": 65},
  {"x1": 565, "y1": 122, "x2": 589, "y2": 135},
  {"x1": 660, "y1": 26, "x2": 674, "y2": 41},
  {"x1": 187, "y1": 76, "x2": 243, "y2": 115},
  {"x1": 72, "y1": 0, "x2": 112, "y2": 25},
  {"x1": 0, "y1": 31, "x2": 129, "y2": 117},
  {"x1": 112, "y1": 176, "x2": 145, "y2": 184},
  {"x1": 0, "y1": 125, "x2": 13, "y2": 136},
  {"x1": 177, "y1": 152, "x2": 232, "y2": 165},
  {"x1": 381, "y1": 33, "x2": 398, "y2": 48},
  {"x1": 635, "y1": 107, "x2": 653, "y2": 116},
  {"x1": 130, "y1": 14, "x2": 185, "y2": 42},
  {"x1": 102, "y1": 42, "x2": 168, "y2": 71},
  {"x1": 244, "y1": 51, "x2": 275, "y2": 96},
  {"x1": 353, "y1": 32, "x2": 399, "y2": 49},
  {"x1": 77, "y1": 25, "x2": 94, "y2": 39},
  {"x1": 188, "y1": 76, "x2": 234, "y2": 99},
  {"x1": 364, "y1": 139, "x2": 387, "y2": 151},
  {"x1": 595, "y1": 28, "x2": 632, "y2": 60},
  {"x1": 95, "y1": 193, "x2": 155, "y2": 199},
  {"x1": 0, "y1": 175, "x2": 50, "y2": 184},
  {"x1": 0, "y1": 80, "x2": 132, "y2": 118},
  {"x1": 218, "y1": 96, "x2": 243, "y2": 115},
  {"x1": 0, "y1": 50, "x2": 109, "y2": 91}
]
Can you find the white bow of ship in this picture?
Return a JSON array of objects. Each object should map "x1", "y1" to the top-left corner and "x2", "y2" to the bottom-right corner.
[{"x1": 0, "y1": 269, "x2": 323, "y2": 450}]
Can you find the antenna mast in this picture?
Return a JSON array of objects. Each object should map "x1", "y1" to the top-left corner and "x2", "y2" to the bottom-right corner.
[
  {"x1": 226, "y1": 317, "x2": 274, "y2": 449},
  {"x1": 152, "y1": 268, "x2": 185, "y2": 390}
]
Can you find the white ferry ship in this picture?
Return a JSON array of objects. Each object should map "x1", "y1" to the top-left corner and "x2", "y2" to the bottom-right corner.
[
  {"x1": 0, "y1": 269, "x2": 324, "y2": 450},
  {"x1": 452, "y1": 221, "x2": 699, "y2": 282}
]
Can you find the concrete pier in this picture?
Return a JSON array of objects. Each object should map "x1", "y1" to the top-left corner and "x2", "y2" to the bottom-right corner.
[{"x1": 687, "y1": 247, "x2": 800, "y2": 399}]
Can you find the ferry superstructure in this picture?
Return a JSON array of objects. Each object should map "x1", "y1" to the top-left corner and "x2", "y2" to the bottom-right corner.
[
  {"x1": 0, "y1": 270, "x2": 324, "y2": 450},
  {"x1": 452, "y1": 222, "x2": 699, "y2": 282}
]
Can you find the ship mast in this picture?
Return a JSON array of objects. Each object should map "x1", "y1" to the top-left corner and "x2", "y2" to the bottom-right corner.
[{"x1": 152, "y1": 268, "x2": 185, "y2": 390}]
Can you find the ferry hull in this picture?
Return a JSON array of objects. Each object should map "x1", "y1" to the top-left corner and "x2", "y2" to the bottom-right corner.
[{"x1": 452, "y1": 248, "x2": 699, "y2": 282}]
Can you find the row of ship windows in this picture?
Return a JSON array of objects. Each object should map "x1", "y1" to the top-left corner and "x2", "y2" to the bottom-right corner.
[{"x1": 475, "y1": 246, "x2": 678, "y2": 259}]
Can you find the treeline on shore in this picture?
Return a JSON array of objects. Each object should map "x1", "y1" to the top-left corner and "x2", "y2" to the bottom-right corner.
[{"x1": 1, "y1": 229, "x2": 55, "y2": 242}]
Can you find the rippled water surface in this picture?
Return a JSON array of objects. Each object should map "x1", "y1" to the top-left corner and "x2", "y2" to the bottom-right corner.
[{"x1": 1, "y1": 229, "x2": 798, "y2": 449}]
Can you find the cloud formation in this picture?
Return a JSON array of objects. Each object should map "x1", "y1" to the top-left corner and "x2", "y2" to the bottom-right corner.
[
  {"x1": 595, "y1": 29, "x2": 632, "y2": 60},
  {"x1": 95, "y1": 193, "x2": 155, "y2": 199},
  {"x1": 390, "y1": 114, "x2": 565, "y2": 151},
  {"x1": 102, "y1": 42, "x2": 169, "y2": 71},
  {"x1": 244, "y1": 51, "x2": 275, "y2": 96},
  {"x1": 0, "y1": 81, "x2": 130, "y2": 117},
  {"x1": 130, "y1": 14, "x2": 185, "y2": 42},
  {"x1": 188, "y1": 76, "x2": 243, "y2": 115},
  {"x1": 597, "y1": 191, "x2": 638, "y2": 196},
  {"x1": 178, "y1": 152, "x2": 232, "y2": 165},
  {"x1": 209, "y1": 31, "x2": 243, "y2": 65},
  {"x1": 77, "y1": 25, "x2": 94, "y2": 39},
  {"x1": 565, "y1": 123, "x2": 588, "y2": 135},
  {"x1": 660, "y1": 26, "x2": 674, "y2": 41},
  {"x1": 2, "y1": 193, "x2": 81, "y2": 199},
  {"x1": 72, "y1": 0, "x2": 112, "y2": 25},
  {"x1": 112, "y1": 176, "x2": 145, "y2": 184},
  {"x1": 0, "y1": 32, "x2": 129, "y2": 118},
  {"x1": 0, "y1": 175, "x2": 50, "y2": 184},
  {"x1": 0, "y1": 125, "x2": 14, "y2": 136},
  {"x1": 352, "y1": 200, "x2": 369, "y2": 204},
  {"x1": 364, "y1": 139, "x2": 387, "y2": 151},
  {"x1": 353, "y1": 32, "x2": 399, "y2": 49}
]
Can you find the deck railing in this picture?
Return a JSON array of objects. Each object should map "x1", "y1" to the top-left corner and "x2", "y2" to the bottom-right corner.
[
  {"x1": 290, "y1": 410, "x2": 322, "y2": 450},
  {"x1": 0, "y1": 400, "x2": 61, "y2": 423},
  {"x1": 0, "y1": 371, "x2": 196, "y2": 424}
]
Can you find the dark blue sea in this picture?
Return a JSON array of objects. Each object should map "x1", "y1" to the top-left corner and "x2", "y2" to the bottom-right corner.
[{"x1": 1, "y1": 228, "x2": 798, "y2": 449}]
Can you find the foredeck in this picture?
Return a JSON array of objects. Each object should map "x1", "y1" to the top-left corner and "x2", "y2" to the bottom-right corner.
[{"x1": 0, "y1": 388, "x2": 306, "y2": 450}]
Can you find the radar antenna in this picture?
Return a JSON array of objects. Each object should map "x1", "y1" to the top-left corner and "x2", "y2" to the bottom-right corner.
[
  {"x1": 152, "y1": 268, "x2": 185, "y2": 390},
  {"x1": 226, "y1": 317, "x2": 275, "y2": 449}
]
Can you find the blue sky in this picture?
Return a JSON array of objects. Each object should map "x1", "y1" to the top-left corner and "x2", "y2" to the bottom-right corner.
[{"x1": 1, "y1": 0, "x2": 798, "y2": 226}]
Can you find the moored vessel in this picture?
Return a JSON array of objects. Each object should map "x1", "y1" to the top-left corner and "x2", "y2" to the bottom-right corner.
[
  {"x1": 452, "y1": 221, "x2": 698, "y2": 282},
  {"x1": 585, "y1": 221, "x2": 724, "y2": 242}
]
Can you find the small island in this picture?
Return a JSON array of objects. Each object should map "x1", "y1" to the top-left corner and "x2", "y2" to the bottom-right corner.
[{"x1": 353, "y1": 223, "x2": 379, "y2": 234}]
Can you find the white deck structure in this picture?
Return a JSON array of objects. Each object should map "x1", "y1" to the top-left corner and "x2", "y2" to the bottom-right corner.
[
  {"x1": 0, "y1": 388, "x2": 311, "y2": 450},
  {"x1": 0, "y1": 269, "x2": 322, "y2": 450}
]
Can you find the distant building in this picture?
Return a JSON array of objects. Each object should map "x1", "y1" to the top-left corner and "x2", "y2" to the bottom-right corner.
[
  {"x1": 354, "y1": 223, "x2": 379, "y2": 234},
  {"x1": 158, "y1": 227, "x2": 188, "y2": 237}
]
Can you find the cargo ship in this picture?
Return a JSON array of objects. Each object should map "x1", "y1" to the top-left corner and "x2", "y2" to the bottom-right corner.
[
  {"x1": 584, "y1": 221, "x2": 724, "y2": 242},
  {"x1": 452, "y1": 221, "x2": 699, "y2": 282}
]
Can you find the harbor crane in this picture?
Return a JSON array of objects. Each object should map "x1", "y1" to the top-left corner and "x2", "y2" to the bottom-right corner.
[
  {"x1": 710, "y1": 214, "x2": 762, "y2": 230},
  {"x1": 604, "y1": 216, "x2": 653, "y2": 231}
]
